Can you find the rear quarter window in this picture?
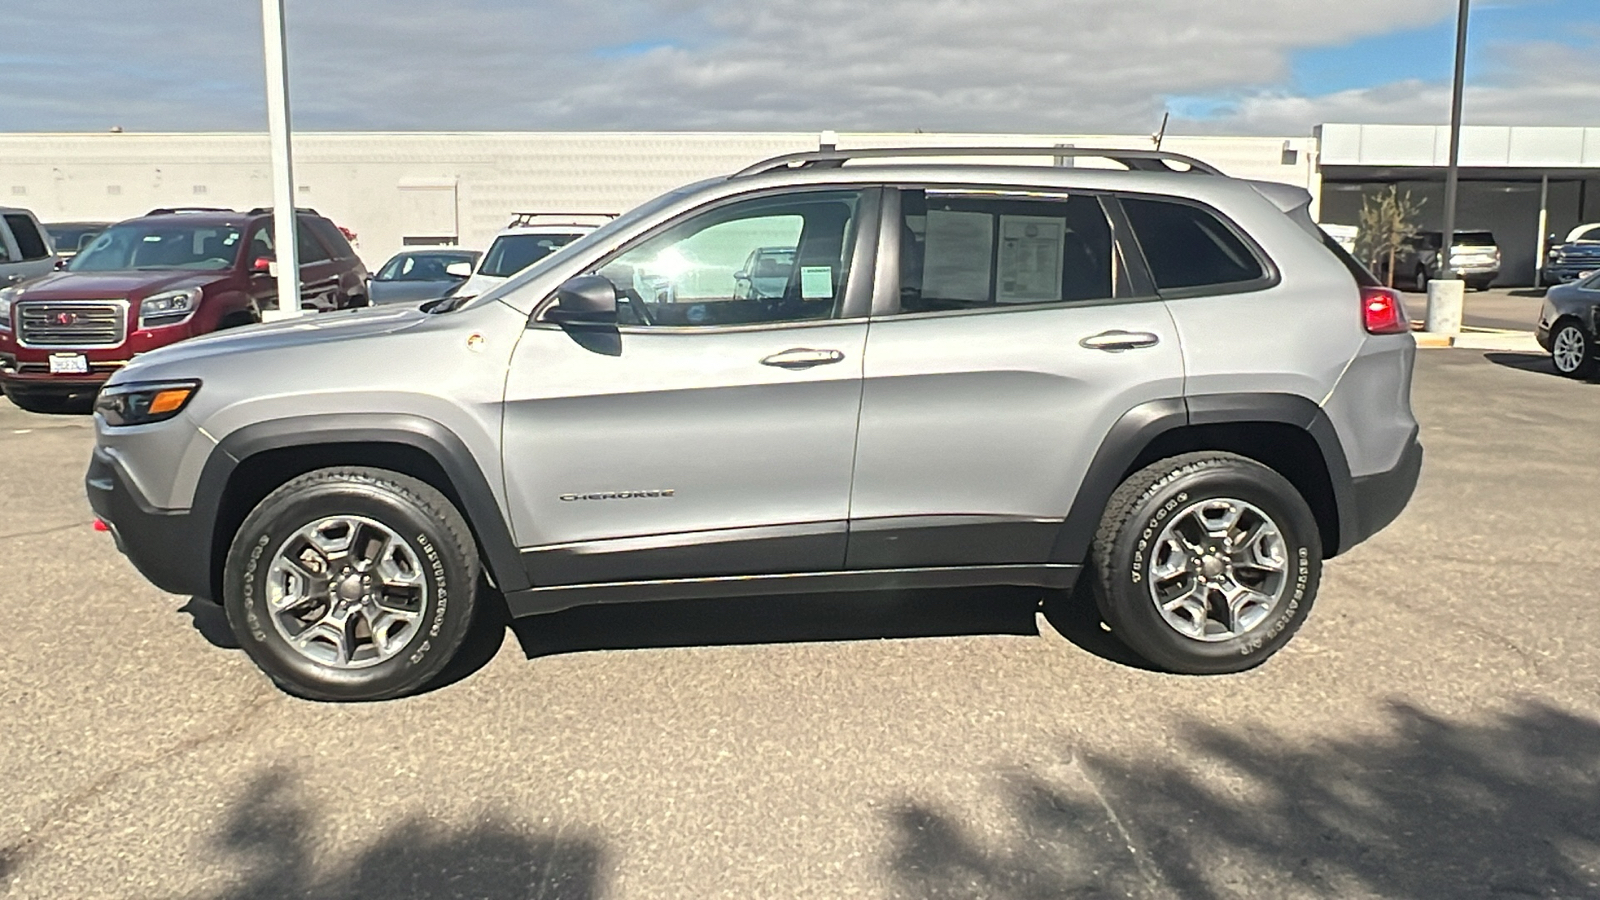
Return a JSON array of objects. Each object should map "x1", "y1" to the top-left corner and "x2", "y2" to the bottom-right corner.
[
  {"x1": 3, "y1": 214, "x2": 51, "y2": 261},
  {"x1": 306, "y1": 218, "x2": 357, "y2": 260},
  {"x1": 1121, "y1": 197, "x2": 1265, "y2": 292}
]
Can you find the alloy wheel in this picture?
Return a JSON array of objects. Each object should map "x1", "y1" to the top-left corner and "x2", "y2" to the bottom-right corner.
[
  {"x1": 265, "y1": 516, "x2": 427, "y2": 668},
  {"x1": 1146, "y1": 498, "x2": 1289, "y2": 642},
  {"x1": 1553, "y1": 325, "x2": 1587, "y2": 375}
]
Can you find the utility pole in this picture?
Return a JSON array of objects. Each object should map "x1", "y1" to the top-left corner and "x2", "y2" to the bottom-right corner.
[
  {"x1": 261, "y1": 0, "x2": 302, "y2": 320},
  {"x1": 1427, "y1": 0, "x2": 1470, "y2": 335}
]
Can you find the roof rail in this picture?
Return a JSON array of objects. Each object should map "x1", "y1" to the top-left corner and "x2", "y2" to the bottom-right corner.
[
  {"x1": 507, "y1": 212, "x2": 619, "y2": 228},
  {"x1": 732, "y1": 146, "x2": 1224, "y2": 179},
  {"x1": 144, "y1": 206, "x2": 234, "y2": 216},
  {"x1": 245, "y1": 206, "x2": 322, "y2": 217}
]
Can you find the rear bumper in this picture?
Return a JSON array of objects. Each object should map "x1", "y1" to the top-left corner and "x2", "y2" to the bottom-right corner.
[
  {"x1": 1342, "y1": 433, "x2": 1423, "y2": 551},
  {"x1": 1545, "y1": 264, "x2": 1598, "y2": 284},
  {"x1": 86, "y1": 447, "x2": 212, "y2": 599}
]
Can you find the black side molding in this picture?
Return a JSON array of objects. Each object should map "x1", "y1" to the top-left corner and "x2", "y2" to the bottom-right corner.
[
  {"x1": 193, "y1": 413, "x2": 530, "y2": 597},
  {"x1": 1050, "y1": 394, "x2": 1363, "y2": 565},
  {"x1": 504, "y1": 564, "x2": 1081, "y2": 617}
]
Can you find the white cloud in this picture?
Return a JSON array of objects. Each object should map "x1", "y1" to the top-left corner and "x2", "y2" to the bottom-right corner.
[
  {"x1": 2, "y1": 0, "x2": 1592, "y2": 135},
  {"x1": 1176, "y1": 37, "x2": 1600, "y2": 133}
]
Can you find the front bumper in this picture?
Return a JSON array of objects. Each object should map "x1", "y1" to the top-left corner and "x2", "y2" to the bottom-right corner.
[
  {"x1": 86, "y1": 446, "x2": 212, "y2": 599},
  {"x1": 1344, "y1": 433, "x2": 1424, "y2": 550}
]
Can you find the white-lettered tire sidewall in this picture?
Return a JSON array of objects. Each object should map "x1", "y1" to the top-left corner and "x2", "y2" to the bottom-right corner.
[
  {"x1": 1103, "y1": 462, "x2": 1321, "y2": 675},
  {"x1": 224, "y1": 477, "x2": 475, "y2": 701}
]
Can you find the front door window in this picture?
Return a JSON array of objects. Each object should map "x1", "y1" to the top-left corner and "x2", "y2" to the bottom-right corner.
[{"x1": 596, "y1": 190, "x2": 862, "y2": 327}]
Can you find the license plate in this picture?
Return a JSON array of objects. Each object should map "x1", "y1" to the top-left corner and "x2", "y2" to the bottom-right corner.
[{"x1": 48, "y1": 353, "x2": 89, "y2": 375}]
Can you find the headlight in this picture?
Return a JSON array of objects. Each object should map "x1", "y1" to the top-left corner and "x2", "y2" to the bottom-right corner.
[
  {"x1": 95, "y1": 380, "x2": 201, "y2": 427},
  {"x1": 0, "y1": 286, "x2": 17, "y2": 331},
  {"x1": 139, "y1": 287, "x2": 203, "y2": 329}
]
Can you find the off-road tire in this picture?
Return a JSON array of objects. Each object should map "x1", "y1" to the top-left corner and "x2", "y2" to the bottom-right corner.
[
  {"x1": 1090, "y1": 452, "x2": 1321, "y2": 675},
  {"x1": 223, "y1": 466, "x2": 480, "y2": 701}
]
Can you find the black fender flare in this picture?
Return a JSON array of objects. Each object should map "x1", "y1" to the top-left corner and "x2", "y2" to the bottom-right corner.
[
  {"x1": 193, "y1": 413, "x2": 528, "y2": 596},
  {"x1": 1049, "y1": 393, "x2": 1357, "y2": 565}
]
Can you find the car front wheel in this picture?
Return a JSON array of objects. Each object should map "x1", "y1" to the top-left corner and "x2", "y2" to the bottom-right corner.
[
  {"x1": 223, "y1": 466, "x2": 480, "y2": 701},
  {"x1": 1551, "y1": 321, "x2": 1598, "y2": 379},
  {"x1": 1089, "y1": 453, "x2": 1321, "y2": 675}
]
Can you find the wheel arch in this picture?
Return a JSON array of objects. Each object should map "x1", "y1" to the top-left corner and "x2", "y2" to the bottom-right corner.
[
  {"x1": 1052, "y1": 394, "x2": 1357, "y2": 566},
  {"x1": 196, "y1": 414, "x2": 526, "y2": 603}
]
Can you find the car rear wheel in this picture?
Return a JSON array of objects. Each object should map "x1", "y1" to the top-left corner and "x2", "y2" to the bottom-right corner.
[
  {"x1": 1089, "y1": 452, "x2": 1321, "y2": 675},
  {"x1": 223, "y1": 466, "x2": 480, "y2": 701},
  {"x1": 1551, "y1": 320, "x2": 1598, "y2": 379}
]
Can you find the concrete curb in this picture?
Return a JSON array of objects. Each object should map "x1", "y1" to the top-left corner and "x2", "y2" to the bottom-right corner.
[{"x1": 1410, "y1": 327, "x2": 1542, "y2": 353}]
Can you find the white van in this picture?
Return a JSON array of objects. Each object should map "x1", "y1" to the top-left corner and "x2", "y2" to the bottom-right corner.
[{"x1": 452, "y1": 213, "x2": 613, "y2": 299}]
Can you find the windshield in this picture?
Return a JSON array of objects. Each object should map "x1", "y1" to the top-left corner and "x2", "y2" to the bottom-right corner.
[
  {"x1": 435, "y1": 183, "x2": 713, "y2": 313},
  {"x1": 479, "y1": 232, "x2": 584, "y2": 278},
  {"x1": 44, "y1": 225, "x2": 104, "y2": 253},
  {"x1": 377, "y1": 251, "x2": 476, "y2": 281},
  {"x1": 70, "y1": 222, "x2": 244, "y2": 272}
]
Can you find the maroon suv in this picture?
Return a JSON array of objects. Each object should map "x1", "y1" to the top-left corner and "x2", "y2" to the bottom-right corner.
[{"x1": 0, "y1": 207, "x2": 368, "y2": 412}]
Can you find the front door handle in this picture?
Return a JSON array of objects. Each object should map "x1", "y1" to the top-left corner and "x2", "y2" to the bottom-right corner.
[
  {"x1": 1079, "y1": 330, "x2": 1161, "y2": 352},
  {"x1": 760, "y1": 348, "x2": 846, "y2": 370}
]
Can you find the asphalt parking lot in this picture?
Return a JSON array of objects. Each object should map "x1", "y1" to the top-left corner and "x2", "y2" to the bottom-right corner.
[{"x1": 3, "y1": 348, "x2": 1599, "y2": 900}]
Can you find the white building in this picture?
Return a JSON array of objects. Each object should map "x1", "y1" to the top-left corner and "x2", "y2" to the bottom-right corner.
[
  {"x1": 0, "y1": 131, "x2": 1319, "y2": 268},
  {"x1": 3, "y1": 125, "x2": 1598, "y2": 284}
]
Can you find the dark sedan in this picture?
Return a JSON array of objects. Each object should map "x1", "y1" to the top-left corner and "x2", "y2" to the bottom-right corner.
[
  {"x1": 1537, "y1": 271, "x2": 1600, "y2": 378},
  {"x1": 368, "y1": 249, "x2": 480, "y2": 305}
]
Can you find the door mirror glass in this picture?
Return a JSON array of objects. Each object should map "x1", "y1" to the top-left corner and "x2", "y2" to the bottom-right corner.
[
  {"x1": 544, "y1": 275, "x2": 618, "y2": 326},
  {"x1": 445, "y1": 261, "x2": 474, "y2": 279}
]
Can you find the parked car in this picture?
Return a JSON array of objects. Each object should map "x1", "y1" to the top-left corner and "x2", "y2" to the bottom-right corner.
[
  {"x1": 368, "y1": 249, "x2": 481, "y2": 305},
  {"x1": 1541, "y1": 223, "x2": 1600, "y2": 286},
  {"x1": 0, "y1": 206, "x2": 58, "y2": 289},
  {"x1": 1384, "y1": 230, "x2": 1501, "y2": 292},
  {"x1": 86, "y1": 145, "x2": 1421, "y2": 701},
  {"x1": 1536, "y1": 270, "x2": 1600, "y2": 378},
  {"x1": 732, "y1": 246, "x2": 796, "y2": 299},
  {"x1": 453, "y1": 213, "x2": 612, "y2": 300},
  {"x1": 0, "y1": 207, "x2": 367, "y2": 413},
  {"x1": 42, "y1": 222, "x2": 112, "y2": 261}
]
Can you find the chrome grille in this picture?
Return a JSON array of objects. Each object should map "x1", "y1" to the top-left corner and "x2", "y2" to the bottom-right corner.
[{"x1": 17, "y1": 301, "x2": 127, "y2": 348}]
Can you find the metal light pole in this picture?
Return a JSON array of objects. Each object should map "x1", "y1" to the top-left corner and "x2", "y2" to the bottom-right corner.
[
  {"x1": 261, "y1": 0, "x2": 302, "y2": 320},
  {"x1": 1427, "y1": 0, "x2": 1470, "y2": 334}
]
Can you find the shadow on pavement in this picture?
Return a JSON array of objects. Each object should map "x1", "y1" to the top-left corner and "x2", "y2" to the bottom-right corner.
[
  {"x1": 509, "y1": 586, "x2": 1044, "y2": 660},
  {"x1": 1481, "y1": 351, "x2": 1598, "y2": 383},
  {"x1": 1508, "y1": 288, "x2": 1548, "y2": 298},
  {"x1": 886, "y1": 701, "x2": 1600, "y2": 899},
  {"x1": 178, "y1": 580, "x2": 509, "y2": 697},
  {"x1": 193, "y1": 771, "x2": 603, "y2": 900}
]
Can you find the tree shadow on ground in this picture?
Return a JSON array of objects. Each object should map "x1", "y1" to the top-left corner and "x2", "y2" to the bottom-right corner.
[
  {"x1": 510, "y1": 587, "x2": 1044, "y2": 660},
  {"x1": 886, "y1": 701, "x2": 1600, "y2": 899},
  {"x1": 190, "y1": 771, "x2": 603, "y2": 900}
]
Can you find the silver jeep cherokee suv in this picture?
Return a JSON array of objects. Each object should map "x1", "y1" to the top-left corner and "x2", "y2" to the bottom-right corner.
[{"x1": 87, "y1": 147, "x2": 1422, "y2": 701}]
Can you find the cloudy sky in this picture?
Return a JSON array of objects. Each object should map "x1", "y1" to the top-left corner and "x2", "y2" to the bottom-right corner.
[{"x1": 4, "y1": 0, "x2": 1597, "y2": 136}]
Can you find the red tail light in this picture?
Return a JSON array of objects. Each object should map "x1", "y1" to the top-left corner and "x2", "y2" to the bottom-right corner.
[{"x1": 1362, "y1": 286, "x2": 1409, "y2": 335}]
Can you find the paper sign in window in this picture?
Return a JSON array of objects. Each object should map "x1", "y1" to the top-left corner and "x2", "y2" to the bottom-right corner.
[
  {"x1": 922, "y1": 210, "x2": 994, "y2": 302},
  {"x1": 997, "y1": 215, "x2": 1066, "y2": 303},
  {"x1": 800, "y1": 266, "x2": 834, "y2": 299}
]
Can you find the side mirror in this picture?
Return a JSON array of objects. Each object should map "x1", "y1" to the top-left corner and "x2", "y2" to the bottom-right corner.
[
  {"x1": 445, "y1": 261, "x2": 473, "y2": 279},
  {"x1": 543, "y1": 275, "x2": 617, "y2": 326}
]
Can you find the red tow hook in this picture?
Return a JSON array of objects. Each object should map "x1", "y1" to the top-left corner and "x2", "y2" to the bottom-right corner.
[{"x1": 93, "y1": 519, "x2": 111, "y2": 533}]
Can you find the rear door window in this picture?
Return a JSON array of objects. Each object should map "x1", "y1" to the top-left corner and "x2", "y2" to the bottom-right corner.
[
  {"x1": 1122, "y1": 198, "x2": 1264, "y2": 292},
  {"x1": 894, "y1": 189, "x2": 1120, "y2": 313},
  {"x1": 3, "y1": 214, "x2": 51, "y2": 261}
]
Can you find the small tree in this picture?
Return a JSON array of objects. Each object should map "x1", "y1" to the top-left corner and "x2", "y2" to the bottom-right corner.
[{"x1": 1356, "y1": 186, "x2": 1427, "y2": 288}]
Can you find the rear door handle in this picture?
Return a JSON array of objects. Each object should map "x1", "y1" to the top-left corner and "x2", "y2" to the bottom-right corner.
[
  {"x1": 1079, "y1": 330, "x2": 1161, "y2": 352},
  {"x1": 760, "y1": 348, "x2": 846, "y2": 369}
]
